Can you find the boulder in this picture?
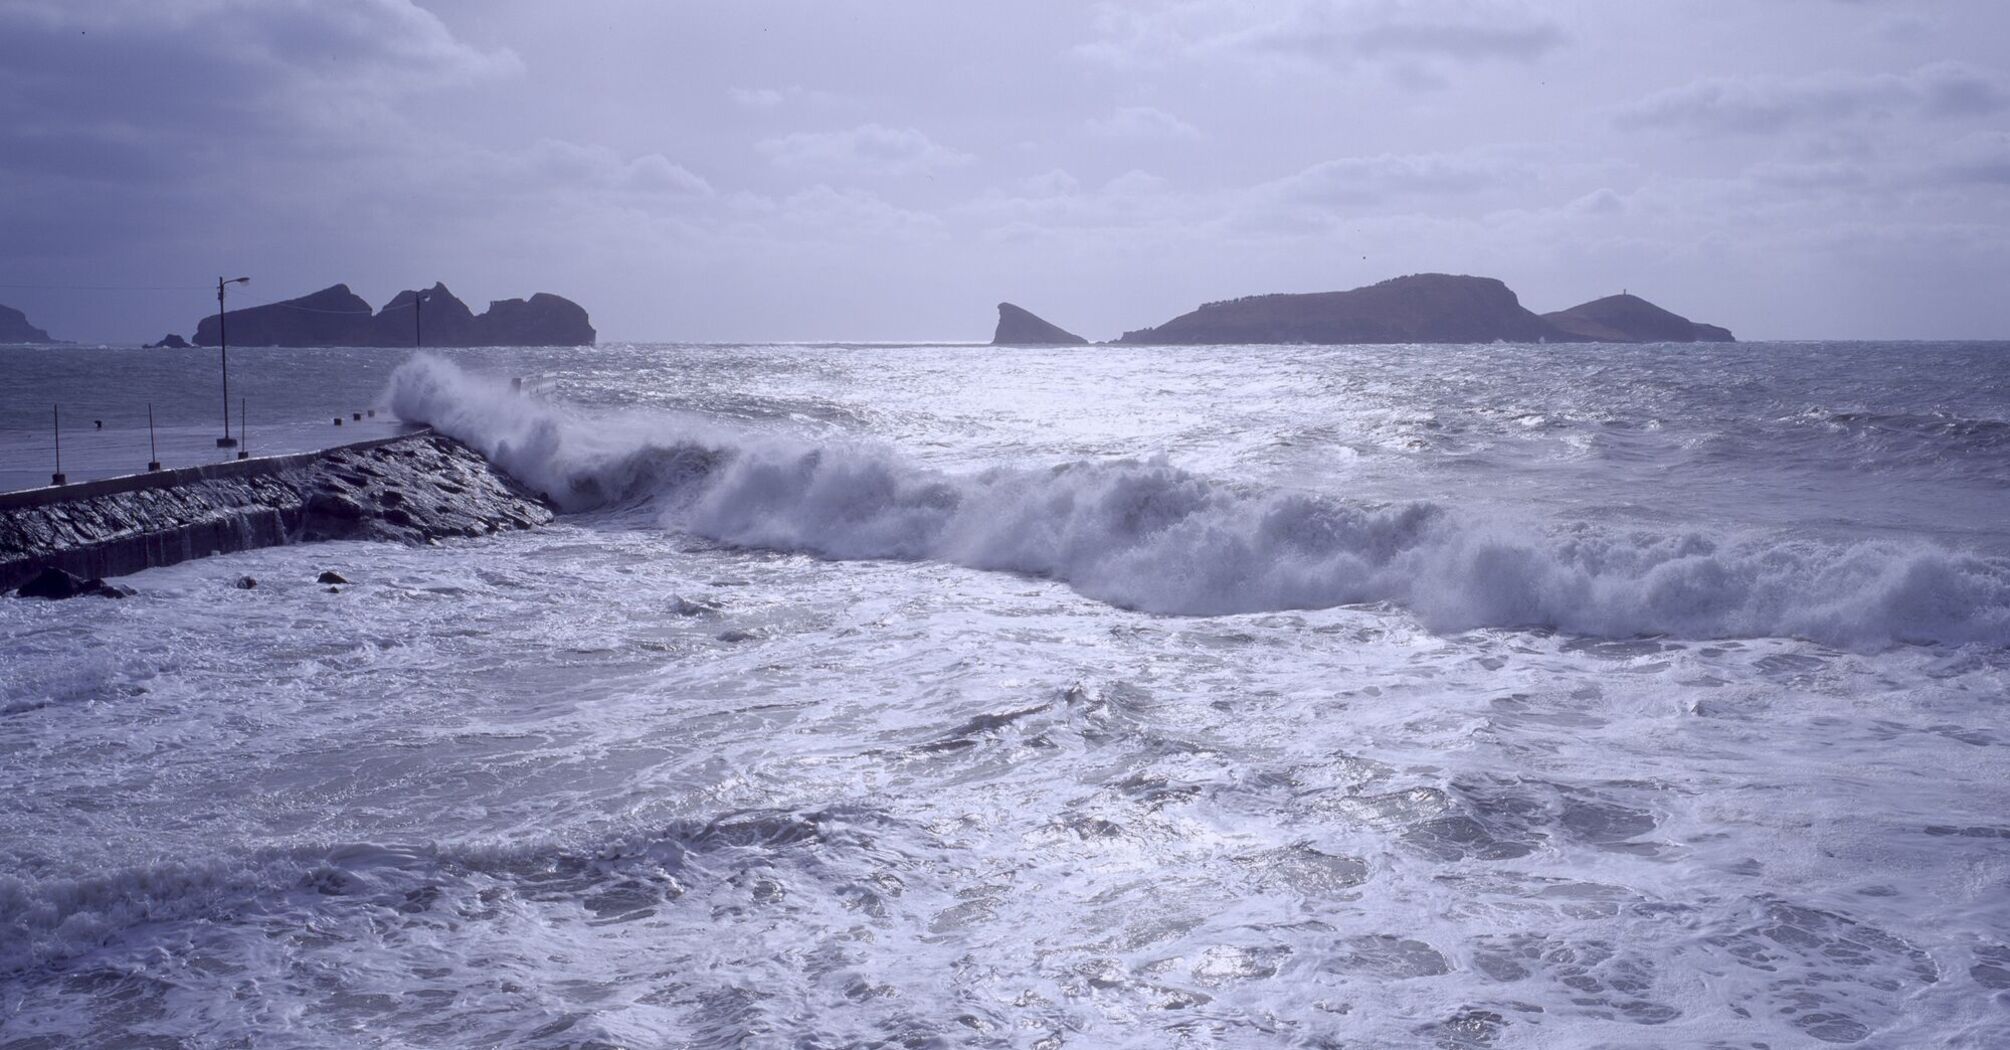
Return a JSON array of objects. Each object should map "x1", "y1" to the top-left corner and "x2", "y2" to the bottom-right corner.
[
  {"x1": 16, "y1": 566, "x2": 129, "y2": 599},
  {"x1": 316, "y1": 570, "x2": 349, "y2": 585},
  {"x1": 146, "y1": 334, "x2": 192, "y2": 349},
  {"x1": 992, "y1": 303, "x2": 1088, "y2": 345}
]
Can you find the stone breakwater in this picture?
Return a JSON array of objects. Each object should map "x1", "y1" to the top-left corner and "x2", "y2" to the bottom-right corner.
[{"x1": 1, "y1": 432, "x2": 554, "y2": 593}]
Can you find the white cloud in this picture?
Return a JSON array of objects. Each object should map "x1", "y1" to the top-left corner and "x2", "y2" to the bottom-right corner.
[
  {"x1": 1615, "y1": 62, "x2": 2008, "y2": 135},
  {"x1": 1086, "y1": 105, "x2": 1202, "y2": 140},
  {"x1": 758, "y1": 124, "x2": 974, "y2": 176},
  {"x1": 1080, "y1": 0, "x2": 1565, "y2": 72},
  {"x1": 729, "y1": 87, "x2": 786, "y2": 109}
]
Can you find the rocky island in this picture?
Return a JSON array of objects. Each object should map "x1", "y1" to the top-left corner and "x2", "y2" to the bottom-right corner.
[
  {"x1": 1542, "y1": 293, "x2": 1735, "y2": 343},
  {"x1": 184, "y1": 282, "x2": 595, "y2": 348},
  {"x1": 1111, "y1": 274, "x2": 1734, "y2": 345},
  {"x1": 992, "y1": 303, "x2": 1088, "y2": 345},
  {"x1": 0, "y1": 303, "x2": 60, "y2": 344}
]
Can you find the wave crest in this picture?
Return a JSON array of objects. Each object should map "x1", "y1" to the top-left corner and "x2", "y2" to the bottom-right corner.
[{"x1": 388, "y1": 356, "x2": 2010, "y2": 648}]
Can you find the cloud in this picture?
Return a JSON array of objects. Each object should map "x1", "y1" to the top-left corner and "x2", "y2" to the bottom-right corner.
[
  {"x1": 729, "y1": 87, "x2": 787, "y2": 109},
  {"x1": 1262, "y1": 151, "x2": 1530, "y2": 205},
  {"x1": 1615, "y1": 62, "x2": 2008, "y2": 135},
  {"x1": 1080, "y1": 0, "x2": 1566, "y2": 72},
  {"x1": 758, "y1": 124, "x2": 974, "y2": 176},
  {"x1": 1086, "y1": 105, "x2": 1202, "y2": 140}
]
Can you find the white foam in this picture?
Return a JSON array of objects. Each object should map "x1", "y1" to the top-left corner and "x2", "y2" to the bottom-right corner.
[{"x1": 388, "y1": 356, "x2": 2010, "y2": 649}]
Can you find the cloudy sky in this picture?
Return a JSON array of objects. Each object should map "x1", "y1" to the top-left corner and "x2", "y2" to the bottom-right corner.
[{"x1": 3, "y1": 0, "x2": 2008, "y2": 343}]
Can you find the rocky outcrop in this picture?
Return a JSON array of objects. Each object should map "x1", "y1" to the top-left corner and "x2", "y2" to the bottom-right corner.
[
  {"x1": 0, "y1": 303, "x2": 57, "y2": 344},
  {"x1": 16, "y1": 567, "x2": 132, "y2": 600},
  {"x1": 193, "y1": 284, "x2": 375, "y2": 348},
  {"x1": 992, "y1": 303, "x2": 1088, "y2": 346},
  {"x1": 190, "y1": 284, "x2": 596, "y2": 347},
  {"x1": 1542, "y1": 294, "x2": 1735, "y2": 343},
  {"x1": 469, "y1": 293, "x2": 595, "y2": 347},
  {"x1": 1, "y1": 432, "x2": 554, "y2": 593},
  {"x1": 1116, "y1": 274, "x2": 1567, "y2": 345},
  {"x1": 370, "y1": 282, "x2": 479, "y2": 347},
  {"x1": 145, "y1": 334, "x2": 191, "y2": 349}
]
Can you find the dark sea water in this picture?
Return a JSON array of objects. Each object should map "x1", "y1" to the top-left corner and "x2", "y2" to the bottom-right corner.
[{"x1": 3, "y1": 341, "x2": 2008, "y2": 1047}]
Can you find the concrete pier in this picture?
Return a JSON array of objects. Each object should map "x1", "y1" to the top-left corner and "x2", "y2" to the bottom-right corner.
[{"x1": 2, "y1": 430, "x2": 554, "y2": 592}]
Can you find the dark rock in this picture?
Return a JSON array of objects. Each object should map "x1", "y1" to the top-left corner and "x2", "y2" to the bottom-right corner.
[
  {"x1": 15, "y1": 567, "x2": 128, "y2": 599},
  {"x1": 316, "y1": 570, "x2": 349, "y2": 585},
  {"x1": 1542, "y1": 293, "x2": 1736, "y2": 344},
  {"x1": 235, "y1": 576, "x2": 257, "y2": 590},
  {"x1": 1117, "y1": 274, "x2": 1567, "y2": 345},
  {"x1": 371, "y1": 283, "x2": 477, "y2": 348},
  {"x1": 470, "y1": 293, "x2": 596, "y2": 346},
  {"x1": 0, "y1": 303, "x2": 58, "y2": 344},
  {"x1": 145, "y1": 333, "x2": 192, "y2": 349},
  {"x1": 17, "y1": 566, "x2": 91, "y2": 599},
  {"x1": 992, "y1": 303, "x2": 1088, "y2": 346},
  {"x1": 194, "y1": 285, "x2": 375, "y2": 348},
  {"x1": 190, "y1": 282, "x2": 595, "y2": 347}
]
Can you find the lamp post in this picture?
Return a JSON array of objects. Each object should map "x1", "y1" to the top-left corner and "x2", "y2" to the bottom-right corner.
[
  {"x1": 216, "y1": 275, "x2": 250, "y2": 448},
  {"x1": 414, "y1": 289, "x2": 430, "y2": 347}
]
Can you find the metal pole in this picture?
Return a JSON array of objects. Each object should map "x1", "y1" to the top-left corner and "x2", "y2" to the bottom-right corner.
[
  {"x1": 51, "y1": 404, "x2": 64, "y2": 486},
  {"x1": 148, "y1": 403, "x2": 160, "y2": 472},
  {"x1": 217, "y1": 276, "x2": 235, "y2": 448},
  {"x1": 415, "y1": 293, "x2": 423, "y2": 348},
  {"x1": 238, "y1": 397, "x2": 248, "y2": 459}
]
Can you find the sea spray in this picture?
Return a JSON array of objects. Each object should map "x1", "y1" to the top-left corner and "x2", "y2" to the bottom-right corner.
[{"x1": 388, "y1": 355, "x2": 2010, "y2": 648}]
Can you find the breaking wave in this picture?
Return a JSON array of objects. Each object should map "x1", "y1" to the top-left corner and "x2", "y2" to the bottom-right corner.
[{"x1": 388, "y1": 356, "x2": 2010, "y2": 648}]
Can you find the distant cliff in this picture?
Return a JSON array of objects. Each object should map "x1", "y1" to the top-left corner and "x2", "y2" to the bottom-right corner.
[
  {"x1": 992, "y1": 303, "x2": 1087, "y2": 345},
  {"x1": 0, "y1": 304, "x2": 58, "y2": 344},
  {"x1": 192, "y1": 283, "x2": 595, "y2": 347},
  {"x1": 1116, "y1": 274, "x2": 1565, "y2": 345},
  {"x1": 1542, "y1": 294, "x2": 1735, "y2": 343}
]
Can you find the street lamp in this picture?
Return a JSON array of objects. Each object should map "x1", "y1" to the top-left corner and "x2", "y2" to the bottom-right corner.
[
  {"x1": 216, "y1": 275, "x2": 249, "y2": 448},
  {"x1": 414, "y1": 288, "x2": 431, "y2": 348}
]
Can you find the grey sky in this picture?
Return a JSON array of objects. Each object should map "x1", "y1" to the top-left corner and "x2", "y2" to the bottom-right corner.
[{"x1": 2, "y1": 0, "x2": 2007, "y2": 343}]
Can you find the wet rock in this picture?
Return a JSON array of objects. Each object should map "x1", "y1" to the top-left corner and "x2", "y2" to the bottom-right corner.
[
  {"x1": 235, "y1": 576, "x2": 257, "y2": 590},
  {"x1": 14, "y1": 566, "x2": 130, "y2": 599},
  {"x1": 316, "y1": 570, "x2": 349, "y2": 585}
]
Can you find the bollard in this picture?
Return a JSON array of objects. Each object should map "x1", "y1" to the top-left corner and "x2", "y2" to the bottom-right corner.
[
  {"x1": 512, "y1": 377, "x2": 523, "y2": 393},
  {"x1": 147, "y1": 403, "x2": 161, "y2": 471},
  {"x1": 367, "y1": 409, "x2": 376, "y2": 418},
  {"x1": 352, "y1": 412, "x2": 362, "y2": 421},
  {"x1": 333, "y1": 417, "x2": 343, "y2": 426}
]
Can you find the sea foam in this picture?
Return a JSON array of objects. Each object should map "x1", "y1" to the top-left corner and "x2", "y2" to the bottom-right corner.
[{"x1": 388, "y1": 356, "x2": 2010, "y2": 648}]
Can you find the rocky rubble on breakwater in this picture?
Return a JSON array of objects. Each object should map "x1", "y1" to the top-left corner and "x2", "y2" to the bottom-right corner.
[{"x1": 2, "y1": 433, "x2": 554, "y2": 596}]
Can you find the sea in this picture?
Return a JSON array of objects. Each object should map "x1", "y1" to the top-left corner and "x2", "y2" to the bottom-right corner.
[{"x1": 2, "y1": 341, "x2": 2008, "y2": 1048}]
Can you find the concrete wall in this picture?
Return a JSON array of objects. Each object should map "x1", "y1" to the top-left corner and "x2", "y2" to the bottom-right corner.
[{"x1": 1, "y1": 430, "x2": 431, "y2": 591}]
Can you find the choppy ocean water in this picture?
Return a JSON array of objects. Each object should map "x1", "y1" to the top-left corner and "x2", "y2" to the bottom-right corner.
[{"x1": 2, "y1": 341, "x2": 2008, "y2": 1048}]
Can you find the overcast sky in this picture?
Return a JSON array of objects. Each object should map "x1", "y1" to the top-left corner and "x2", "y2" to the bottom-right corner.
[{"x1": 3, "y1": 0, "x2": 2008, "y2": 343}]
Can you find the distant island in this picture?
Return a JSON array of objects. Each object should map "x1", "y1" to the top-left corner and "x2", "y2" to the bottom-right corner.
[
  {"x1": 1004, "y1": 274, "x2": 1735, "y2": 346},
  {"x1": 0, "y1": 303, "x2": 61, "y2": 344},
  {"x1": 992, "y1": 302, "x2": 1088, "y2": 345},
  {"x1": 181, "y1": 283, "x2": 595, "y2": 348}
]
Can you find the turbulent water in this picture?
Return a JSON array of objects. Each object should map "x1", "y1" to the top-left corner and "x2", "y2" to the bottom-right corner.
[{"x1": 3, "y1": 341, "x2": 2008, "y2": 1048}]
